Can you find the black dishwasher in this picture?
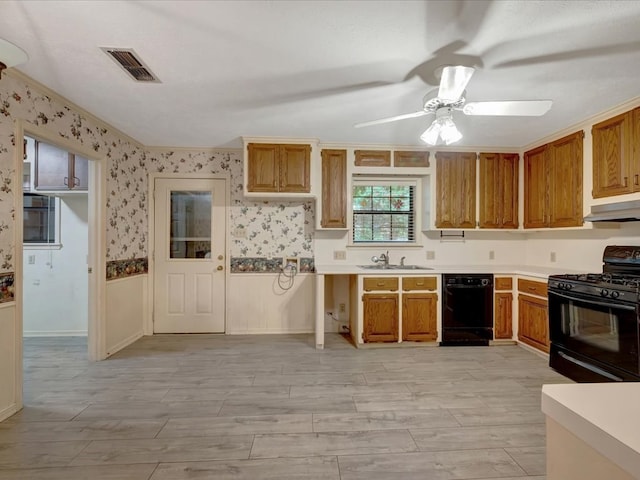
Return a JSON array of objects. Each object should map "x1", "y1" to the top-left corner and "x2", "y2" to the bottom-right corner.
[{"x1": 441, "y1": 274, "x2": 493, "y2": 346}]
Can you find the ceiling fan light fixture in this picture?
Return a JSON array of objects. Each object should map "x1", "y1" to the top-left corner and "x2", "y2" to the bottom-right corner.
[{"x1": 420, "y1": 108, "x2": 462, "y2": 146}]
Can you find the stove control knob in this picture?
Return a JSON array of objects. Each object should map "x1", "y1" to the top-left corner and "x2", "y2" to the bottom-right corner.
[
  {"x1": 611, "y1": 290, "x2": 620, "y2": 299},
  {"x1": 566, "y1": 283, "x2": 573, "y2": 290},
  {"x1": 558, "y1": 282, "x2": 565, "y2": 289},
  {"x1": 601, "y1": 289, "x2": 609, "y2": 297}
]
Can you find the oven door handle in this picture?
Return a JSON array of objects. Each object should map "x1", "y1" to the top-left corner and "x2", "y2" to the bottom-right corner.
[{"x1": 549, "y1": 290, "x2": 638, "y2": 311}]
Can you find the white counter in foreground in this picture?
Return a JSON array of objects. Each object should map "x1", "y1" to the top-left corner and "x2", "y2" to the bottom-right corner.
[{"x1": 542, "y1": 383, "x2": 640, "y2": 479}]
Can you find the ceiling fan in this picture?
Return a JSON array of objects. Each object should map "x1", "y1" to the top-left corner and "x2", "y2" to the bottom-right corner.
[{"x1": 354, "y1": 66, "x2": 552, "y2": 146}]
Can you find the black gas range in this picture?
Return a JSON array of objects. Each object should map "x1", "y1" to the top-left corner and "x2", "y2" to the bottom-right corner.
[{"x1": 548, "y1": 246, "x2": 640, "y2": 382}]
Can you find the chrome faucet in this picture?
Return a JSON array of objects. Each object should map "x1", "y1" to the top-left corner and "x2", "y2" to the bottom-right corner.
[
  {"x1": 378, "y1": 251, "x2": 390, "y2": 266},
  {"x1": 400, "y1": 256, "x2": 406, "y2": 266}
]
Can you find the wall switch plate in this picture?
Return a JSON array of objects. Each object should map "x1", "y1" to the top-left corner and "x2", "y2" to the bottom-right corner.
[
  {"x1": 28, "y1": 255, "x2": 35, "y2": 264},
  {"x1": 333, "y1": 250, "x2": 346, "y2": 260},
  {"x1": 550, "y1": 251, "x2": 557, "y2": 262},
  {"x1": 489, "y1": 250, "x2": 495, "y2": 260},
  {"x1": 339, "y1": 303, "x2": 346, "y2": 313},
  {"x1": 426, "y1": 251, "x2": 435, "y2": 260}
]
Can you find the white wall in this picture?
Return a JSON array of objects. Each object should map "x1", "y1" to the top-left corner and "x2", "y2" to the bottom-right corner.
[
  {"x1": 23, "y1": 195, "x2": 88, "y2": 336},
  {"x1": 0, "y1": 304, "x2": 17, "y2": 422},
  {"x1": 105, "y1": 275, "x2": 146, "y2": 356},
  {"x1": 227, "y1": 273, "x2": 315, "y2": 334}
]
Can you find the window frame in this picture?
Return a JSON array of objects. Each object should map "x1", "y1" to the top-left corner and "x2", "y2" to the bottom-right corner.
[{"x1": 349, "y1": 177, "x2": 422, "y2": 246}]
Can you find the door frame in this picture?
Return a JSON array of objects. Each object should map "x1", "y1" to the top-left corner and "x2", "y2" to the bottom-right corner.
[
  {"x1": 13, "y1": 119, "x2": 107, "y2": 408},
  {"x1": 146, "y1": 173, "x2": 230, "y2": 335}
]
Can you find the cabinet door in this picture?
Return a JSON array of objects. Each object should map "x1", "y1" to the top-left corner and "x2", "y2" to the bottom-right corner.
[
  {"x1": 494, "y1": 292, "x2": 513, "y2": 339},
  {"x1": 523, "y1": 145, "x2": 548, "y2": 228},
  {"x1": 34, "y1": 140, "x2": 72, "y2": 190},
  {"x1": 320, "y1": 149, "x2": 347, "y2": 228},
  {"x1": 394, "y1": 151, "x2": 429, "y2": 168},
  {"x1": 592, "y1": 111, "x2": 633, "y2": 198},
  {"x1": 549, "y1": 131, "x2": 583, "y2": 227},
  {"x1": 363, "y1": 294, "x2": 399, "y2": 342},
  {"x1": 518, "y1": 294, "x2": 549, "y2": 353},
  {"x1": 247, "y1": 143, "x2": 279, "y2": 192},
  {"x1": 436, "y1": 152, "x2": 476, "y2": 228},
  {"x1": 633, "y1": 107, "x2": 640, "y2": 192},
  {"x1": 402, "y1": 293, "x2": 437, "y2": 341},
  {"x1": 280, "y1": 144, "x2": 311, "y2": 193},
  {"x1": 71, "y1": 155, "x2": 89, "y2": 190},
  {"x1": 500, "y1": 153, "x2": 519, "y2": 229},
  {"x1": 478, "y1": 153, "x2": 501, "y2": 229},
  {"x1": 354, "y1": 150, "x2": 391, "y2": 167}
]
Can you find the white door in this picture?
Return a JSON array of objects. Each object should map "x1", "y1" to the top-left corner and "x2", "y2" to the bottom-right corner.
[{"x1": 153, "y1": 177, "x2": 226, "y2": 333}]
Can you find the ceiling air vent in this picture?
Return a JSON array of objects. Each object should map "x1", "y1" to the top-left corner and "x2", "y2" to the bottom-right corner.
[{"x1": 101, "y1": 47, "x2": 160, "y2": 83}]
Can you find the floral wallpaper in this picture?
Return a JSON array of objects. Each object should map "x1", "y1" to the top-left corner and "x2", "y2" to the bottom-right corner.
[{"x1": 0, "y1": 72, "x2": 315, "y2": 281}]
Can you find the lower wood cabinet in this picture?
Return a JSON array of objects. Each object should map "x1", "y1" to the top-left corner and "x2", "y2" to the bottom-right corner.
[
  {"x1": 518, "y1": 294, "x2": 549, "y2": 353},
  {"x1": 362, "y1": 294, "x2": 399, "y2": 342},
  {"x1": 361, "y1": 275, "x2": 438, "y2": 343},
  {"x1": 495, "y1": 292, "x2": 513, "y2": 339},
  {"x1": 494, "y1": 276, "x2": 513, "y2": 340},
  {"x1": 402, "y1": 293, "x2": 437, "y2": 341}
]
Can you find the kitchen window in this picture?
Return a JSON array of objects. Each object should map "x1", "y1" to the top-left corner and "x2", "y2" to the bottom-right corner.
[
  {"x1": 352, "y1": 180, "x2": 416, "y2": 243},
  {"x1": 23, "y1": 193, "x2": 60, "y2": 245}
]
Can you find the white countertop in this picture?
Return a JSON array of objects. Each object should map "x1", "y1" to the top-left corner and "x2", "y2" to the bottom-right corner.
[
  {"x1": 542, "y1": 383, "x2": 640, "y2": 477},
  {"x1": 314, "y1": 264, "x2": 587, "y2": 279}
]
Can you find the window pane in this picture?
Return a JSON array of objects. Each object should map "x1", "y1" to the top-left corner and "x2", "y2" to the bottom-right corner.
[
  {"x1": 23, "y1": 194, "x2": 56, "y2": 244},
  {"x1": 352, "y1": 183, "x2": 415, "y2": 243},
  {"x1": 170, "y1": 191, "x2": 211, "y2": 259}
]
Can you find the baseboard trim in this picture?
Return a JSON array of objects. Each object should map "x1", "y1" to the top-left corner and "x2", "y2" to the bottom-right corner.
[
  {"x1": 106, "y1": 331, "x2": 143, "y2": 357},
  {"x1": 226, "y1": 329, "x2": 314, "y2": 335},
  {"x1": 24, "y1": 331, "x2": 88, "y2": 337},
  {"x1": 0, "y1": 403, "x2": 18, "y2": 422}
]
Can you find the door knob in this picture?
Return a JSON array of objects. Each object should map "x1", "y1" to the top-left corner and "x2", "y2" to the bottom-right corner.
[{"x1": 217, "y1": 265, "x2": 224, "y2": 271}]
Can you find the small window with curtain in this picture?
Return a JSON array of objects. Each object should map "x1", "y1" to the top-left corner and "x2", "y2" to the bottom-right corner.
[{"x1": 352, "y1": 181, "x2": 416, "y2": 243}]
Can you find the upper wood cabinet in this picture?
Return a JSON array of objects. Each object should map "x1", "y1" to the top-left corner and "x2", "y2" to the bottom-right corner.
[
  {"x1": 524, "y1": 131, "x2": 583, "y2": 229},
  {"x1": 592, "y1": 108, "x2": 640, "y2": 198},
  {"x1": 435, "y1": 152, "x2": 477, "y2": 229},
  {"x1": 34, "y1": 140, "x2": 88, "y2": 191},
  {"x1": 478, "y1": 153, "x2": 519, "y2": 229},
  {"x1": 354, "y1": 150, "x2": 391, "y2": 167},
  {"x1": 247, "y1": 143, "x2": 311, "y2": 193},
  {"x1": 320, "y1": 149, "x2": 347, "y2": 228},
  {"x1": 394, "y1": 151, "x2": 430, "y2": 168}
]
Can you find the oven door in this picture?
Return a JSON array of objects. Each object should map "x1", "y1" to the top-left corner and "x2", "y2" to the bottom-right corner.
[{"x1": 549, "y1": 289, "x2": 639, "y2": 377}]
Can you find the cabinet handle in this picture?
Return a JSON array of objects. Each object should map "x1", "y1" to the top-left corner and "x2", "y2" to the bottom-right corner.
[
  {"x1": 624, "y1": 176, "x2": 628, "y2": 187},
  {"x1": 63, "y1": 176, "x2": 68, "y2": 186},
  {"x1": 416, "y1": 281, "x2": 424, "y2": 286},
  {"x1": 528, "y1": 286, "x2": 537, "y2": 291},
  {"x1": 376, "y1": 281, "x2": 385, "y2": 286},
  {"x1": 635, "y1": 174, "x2": 639, "y2": 186},
  {"x1": 73, "y1": 176, "x2": 80, "y2": 187}
]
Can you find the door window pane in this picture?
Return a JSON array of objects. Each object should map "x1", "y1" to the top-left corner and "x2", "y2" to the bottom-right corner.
[{"x1": 170, "y1": 191, "x2": 211, "y2": 259}]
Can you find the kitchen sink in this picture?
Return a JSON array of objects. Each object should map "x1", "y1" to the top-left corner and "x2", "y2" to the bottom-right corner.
[{"x1": 358, "y1": 264, "x2": 433, "y2": 270}]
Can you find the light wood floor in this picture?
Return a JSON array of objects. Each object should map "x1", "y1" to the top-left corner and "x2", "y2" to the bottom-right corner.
[{"x1": 0, "y1": 334, "x2": 571, "y2": 479}]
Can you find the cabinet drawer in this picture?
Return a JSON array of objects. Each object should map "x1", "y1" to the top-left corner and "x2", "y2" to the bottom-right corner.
[
  {"x1": 363, "y1": 277, "x2": 398, "y2": 292},
  {"x1": 495, "y1": 277, "x2": 513, "y2": 290},
  {"x1": 402, "y1": 276, "x2": 437, "y2": 291},
  {"x1": 518, "y1": 278, "x2": 548, "y2": 297}
]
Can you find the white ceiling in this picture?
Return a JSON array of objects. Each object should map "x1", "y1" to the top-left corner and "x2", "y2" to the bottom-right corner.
[{"x1": 2, "y1": 0, "x2": 640, "y2": 149}]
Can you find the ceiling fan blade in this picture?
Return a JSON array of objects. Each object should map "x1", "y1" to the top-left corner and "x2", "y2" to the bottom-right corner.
[
  {"x1": 462, "y1": 100, "x2": 552, "y2": 116},
  {"x1": 354, "y1": 110, "x2": 430, "y2": 128},
  {"x1": 437, "y1": 66, "x2": 475, "y2": 102}
]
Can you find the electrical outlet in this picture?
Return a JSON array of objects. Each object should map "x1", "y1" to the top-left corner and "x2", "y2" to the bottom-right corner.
[
  {"x1": 426, "y1": 250, "x2": 435, "y2": 260},
  {"x1": 333, "y1": 250, "x2": 346, "y2": 260},
  {"x1": 550, "y1": 251, "x2": 557, "y2": 263},
  {"x1": 339, "y1": 303, "x2": 346, "y2": 313},
  {"x1": 233, "y1": 227, "x2": 246, "y2": 238},
  {"x1": 284, "y1": 257, "x2": 298, "y2": 269},
  {"x1": 28, "y1": 255, "x2": 35, "y2": 264},
  {"x1": 489, "y1": 250, "x2": 495, "y2": 260}
]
